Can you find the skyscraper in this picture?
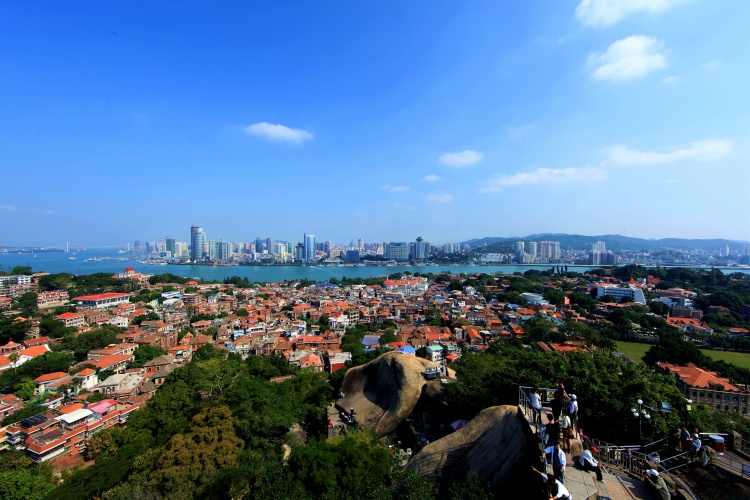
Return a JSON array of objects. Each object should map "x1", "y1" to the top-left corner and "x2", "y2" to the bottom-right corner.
[
  {"x1": 528, "y1": 241, "x2": 537, "y2": 258},
  {"x1": 166, "y1": 238, "x2": 176, "y2": 257},
  {"x1": 384, "y1": 242, "x2": 409, "y2": 262},
  {"x1": 415, "y1": 237, "x2": 426, "y2": 260},
  {"x1": 190, "y1": 224, "x2": 206, "y2": 261},
  {"x1": 304, "y1": 233, "x2": 316, "y2": 262}
]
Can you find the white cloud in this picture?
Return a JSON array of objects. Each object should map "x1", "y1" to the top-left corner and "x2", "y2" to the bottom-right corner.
[
  {"x1": 381, "y1": 185, "x2": 409, "y2": 193},
  {"x1": 422, "y1": 174, "x2": 442, "y2": 182},
  {"x1": 130, "y1": 112, "x2": 149, "y2": 124},
  {"x1": 244, "y1": 122, "x2": 313, "y2": 143},
  {"x1": 0, "y1": 205, "x2": 19, "y2": 211},
  {"x1": 660, "y1": 76, "x2": 680, "y2": 85},
  {"x1": 699, "y1": 60, "x2": 721, "y2": 71},
  {"x1": 480, "y1": 167, "x2": 606, "y2": 193},
  {"x1": 424, "y1": 193, "x2": 453, "y2": 204},
  {"x1": 588, "y1": 36, "x2": 667, "y2": 82},
  {"x1": 393, "y1": 202, "x2": 417, "y2": 211},
  {"x1": 438, "y1": 149, "x2": 484, "y2": 167},
  {"x1": 576, "y1": 0, "x2": 684, "y2": 27},
  {"x1": 603, "y1": 139, "x2": 732, "y2": 166}
]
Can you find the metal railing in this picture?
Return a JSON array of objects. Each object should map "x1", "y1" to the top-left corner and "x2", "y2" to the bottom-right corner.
[
  {"x1": 518, "y1": 386, "x2": 697, "y2": 500},
  {"x1": 713, "y1": 453, "x2": 750, "y2": 479},
  {"x1": 584, "y1": 439, "x2": 697, "y2": 500}
]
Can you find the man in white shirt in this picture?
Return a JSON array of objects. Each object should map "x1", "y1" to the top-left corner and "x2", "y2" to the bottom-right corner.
[
  {"x1": 544, "y1": 442, "x2": 566, "y2": 484},
  {"x1": 531, "y1": 387, "x2": 543, "y2": 428},
  {"x1": 579, "y1": 444, "x2": 604, "y2": 482},
  {"x1": 532, "y1": 467, "x2": 572, "y2": 500}
]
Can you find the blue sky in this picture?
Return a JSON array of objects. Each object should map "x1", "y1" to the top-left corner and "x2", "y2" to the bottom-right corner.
[{"x1": 1, "y1": 1, "x2": 748, "y2": 247}]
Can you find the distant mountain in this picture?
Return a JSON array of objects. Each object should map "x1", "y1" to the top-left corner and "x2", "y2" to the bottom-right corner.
[{"x1": 462, "y1": 233, "x2": 749, "y2": 252}]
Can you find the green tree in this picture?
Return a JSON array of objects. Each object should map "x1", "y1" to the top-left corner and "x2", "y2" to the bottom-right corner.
[
  {"x1": 287, "y1": 429, "x2": 391, "y2": 498},
  {"x1": 0, "y1": 469, "x2": 52, "y2": 500},
  {"x1": 16, "y1": 292, "x2": 38, "y2": 316},
  {"x1": 132, "y1": 345, "x2": 167, "y2": 365},
  {"x1": 148, "y1": 405, "x2": 244, "y2": 499}
]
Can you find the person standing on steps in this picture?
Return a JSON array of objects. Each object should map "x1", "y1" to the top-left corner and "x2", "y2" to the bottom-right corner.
[
  {"x1": 559, "y1": 410, "x2": 572, "y2": 453},
  {"x1": 568, "y1": 394, "x2": 579, "y2": 436},
  {"x1": 531, "y1": 387, "x2": 543, "y2": 429},
  {"x1": 551, "y1": 380, "x2": 568, "y2": 421},
  {"x1": 545, "y1": 413, "x2": 561, "y2": 448},
  {"x1": 544, "y1": 442, "x2": 566, "y2": 485}
]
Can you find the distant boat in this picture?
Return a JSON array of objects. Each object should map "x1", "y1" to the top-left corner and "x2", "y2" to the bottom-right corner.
[{"x1": 68, "y1": 257, "x2": 76, "y2": 260}]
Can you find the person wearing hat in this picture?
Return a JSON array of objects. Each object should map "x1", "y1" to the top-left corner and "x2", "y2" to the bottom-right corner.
[
  {"x1": 568, "y1": 394, "x2": 579, "y2": 436},
  {"x1": 691, "y1": 434, "x2": 702, "y2": 458},
  {"x1": 643, "y1": 469, "x2": 670, "y2": 500}
]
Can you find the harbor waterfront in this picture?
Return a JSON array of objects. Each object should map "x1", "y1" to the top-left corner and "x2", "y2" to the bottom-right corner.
[{"x1": 1, "y1": 250, "x2": 748, "y2": 283}]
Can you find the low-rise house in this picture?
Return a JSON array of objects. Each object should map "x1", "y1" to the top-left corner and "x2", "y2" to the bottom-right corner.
[
  {"x1": 56, "y1": 312, "x2": 85, "y2": 328},
  {"x1": 88, "y1": 343, "x2": 138, "y2": 360},
  {"x1": 92, "y1": 354, "x2": 132, "y2": 373},
  {"x1": 658, "y1": 362, "x2": 750, "y2": 416},
  {"x1": 0, "y1": 394, "x2": 23, "y2": 422},
  {"x1": 33, "y1": 372, "x2": 69, "y2": 393},
  {"x1": 72, "y1": 368, "x2": 98, "y2": 391},
  {"x1": 97, "y1": 373, "x2": 144, "y2": 400}
]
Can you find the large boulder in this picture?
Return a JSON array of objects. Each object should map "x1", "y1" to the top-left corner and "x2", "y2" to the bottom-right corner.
[
  {"x1": 338, "y1": 351, "x2": 453, "y2": 436},
  {"x1": 406, "y1": 405, "x2": 539, "y2": 495}
]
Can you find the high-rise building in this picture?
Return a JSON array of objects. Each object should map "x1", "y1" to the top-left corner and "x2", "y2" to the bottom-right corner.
[
  {"x1": 266, "y1": 238, "x2": 274, "y2": 255},
  {"x1": 304, "y1": 233, "x2": 316, "y2": 262},
  {"x1": 346, "y1": 249, "x2": 360, "y2": 263},
  {"x1": 175, "y1": 241, "x2": 188, "y2": 258},
  {"x1": 384, "y1": 242, "x2": 409, "y2": 262},
  {"x1": 134, "y1": 241, "x2": 142, "y2": 253},
  {"x1": 190, "y1": 224, "x2": 206, "y2": 261},
  {"x1": 209, "y1": 240, "x2": 232, "y2": 261},
  {"x1": 515, "y1": 241, "x2": 525, "y2": 254},
  {"x1": 166, "y1": 238, "x2": 176, "y2": 257},
  {"x1": 528, "y1": 242, "x2": 537, "y2": 258},
  {"x1": 414, "y1": 237, "x2": 426, "y2": 260},
  {"x1": 540, "y1": 241, "x2": 561, "y2": 261}
]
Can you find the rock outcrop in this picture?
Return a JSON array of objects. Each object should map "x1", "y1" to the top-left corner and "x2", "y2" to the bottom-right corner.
[
  {"x1": 338, "y1": 351, "x2": 453, "y2": 436},
  {"x1": 406, "y1": 405, "x2": 538, "y2": 494}
]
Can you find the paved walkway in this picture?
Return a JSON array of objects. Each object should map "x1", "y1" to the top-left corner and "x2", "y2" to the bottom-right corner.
[{"x1": 525, "y1": 405, "x2": 653, "y2": 499}]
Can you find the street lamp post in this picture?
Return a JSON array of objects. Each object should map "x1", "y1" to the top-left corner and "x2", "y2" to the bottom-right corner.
[{"x1": 631, "y1": 399, "x2": 651, "y2": 442}]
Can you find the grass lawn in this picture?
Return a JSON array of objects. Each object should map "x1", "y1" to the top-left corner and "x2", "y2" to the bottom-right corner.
[
  {"x1": 614, "y1": 341, "x2": 652, "y2": 363},
  {"x1": 615, "y1": 340, "x2": 750, "y2": 370},
  {"x1": 702, "y1": 349, "x2": 750, "y2": 370}
]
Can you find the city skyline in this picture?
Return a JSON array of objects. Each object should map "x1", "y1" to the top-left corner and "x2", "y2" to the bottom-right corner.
[{"x1": 1, "y1": 1, "x2": 748, "y2": 247}]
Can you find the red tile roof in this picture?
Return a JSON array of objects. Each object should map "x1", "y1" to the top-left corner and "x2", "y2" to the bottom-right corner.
[
  {"x1": 658, "y1": 362, "x2": 740, "y2": 392},
  {"x1": 34, "y1": 371, "x2": 69, "y2": 383}
]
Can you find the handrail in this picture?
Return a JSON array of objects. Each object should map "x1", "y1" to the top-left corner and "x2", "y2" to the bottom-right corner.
[{"x1": 518, "y1": 386, "x2": 697, "y2": 500}]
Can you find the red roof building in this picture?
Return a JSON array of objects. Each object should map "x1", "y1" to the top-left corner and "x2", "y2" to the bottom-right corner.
[{"x1": 657, "y1": 362, "x2": 749, "y2": 416}]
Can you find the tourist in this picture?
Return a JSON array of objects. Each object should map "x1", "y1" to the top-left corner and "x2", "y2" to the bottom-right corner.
[
  {"x1": 568, "y1": 395, "x2": 579, "y2": 435},
  {"x1": 691, "y1": 434, "x2": 702, "y2": 458},
  {"x1": 531, "y1": 467, "x2": 572, "y2": 500},
  {"x1": 560, "y1": 410, "x2": 573, "y2": 453},
  {"x1": 680, "y1": 425, "x2": 691, "y2": 451},
  {"x1": 545, "y1": 413, "x2": 560, "y2": 448},
  {"x1": 551, "y1": 380, "x2": 568, "y2": 421},
  {"x1": 579, "y1": 444, "x2": 604, "y2": 482},
  {"x1": 544, "y1": 442, "x2": 566, "y2": 484},
  {"x1": 643, "y1": 469, "x2": 670, "y2": 500},
  {"x1": 531, "y1": 387, "x2": 543, "y2": 428},
  {"x1": 547, "y1": 477, "x2": 572, "y2": 500}
]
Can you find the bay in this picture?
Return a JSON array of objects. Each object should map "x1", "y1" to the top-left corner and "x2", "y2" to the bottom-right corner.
[{"x1": 0, "y1": 250, "x2": 747, "y2": 284}]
